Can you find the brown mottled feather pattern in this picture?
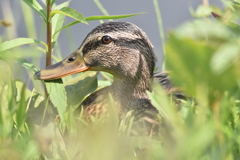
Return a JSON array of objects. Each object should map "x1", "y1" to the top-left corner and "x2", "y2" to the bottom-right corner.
[
  {"x1": 67, "y1": 22, "x2": 187, "y2": 134},
  {"x1": 34, "y1": 22, "x2": 187, "y2": 135}
]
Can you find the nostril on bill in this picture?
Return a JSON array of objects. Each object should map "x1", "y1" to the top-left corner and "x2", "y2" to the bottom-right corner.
[{"x1": 67, "y1": 56, "x2": 76, "y2": 63}]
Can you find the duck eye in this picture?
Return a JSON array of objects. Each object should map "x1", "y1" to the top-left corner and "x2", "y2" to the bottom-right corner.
[
  {"x1": 101, "y1": 36, "x2": 112, "y2": 44},
  {"x1": 67, "y1": 56, "x2": 75, "y2": 63}
]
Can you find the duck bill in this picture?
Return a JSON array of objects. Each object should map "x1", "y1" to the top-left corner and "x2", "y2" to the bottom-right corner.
[{"x1": 34, "y1": 51, "x2": 90, "y2": 80}]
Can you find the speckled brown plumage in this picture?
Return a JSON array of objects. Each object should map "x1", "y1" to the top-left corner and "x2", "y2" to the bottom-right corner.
[
  {"x1": 35, "y1": 22, "x2": 185, "y2": 134},
  {"x1": 75, "y1": 22, "x2": 158, "y2": 119}
]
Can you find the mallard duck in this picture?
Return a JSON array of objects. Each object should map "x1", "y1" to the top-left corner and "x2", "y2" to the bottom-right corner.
[{"x1": 34, "y1": 22, "x2": 181, "y2": 126}]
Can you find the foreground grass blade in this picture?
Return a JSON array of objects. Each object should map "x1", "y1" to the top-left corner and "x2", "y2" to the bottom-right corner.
[
  {"x1": 15, "y1": 83, "x2": 27, "y2": 130},
  {"x1": 0, "y1": 38, "x2": 48, "y2": 53},
  {"x1": 53, "y1": 13, "x2": 144, "y2": 36},
  {"x1": 22, "y1": 0, "x2": 47, "y2": 23},
  {"x1": 50, "y1": 7, "x2": 87, "y2": 24}
]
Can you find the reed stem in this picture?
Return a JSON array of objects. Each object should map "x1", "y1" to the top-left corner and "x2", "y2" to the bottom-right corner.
[{"x1": 46, "y1": 0, "x2": 52, "y2": 67}]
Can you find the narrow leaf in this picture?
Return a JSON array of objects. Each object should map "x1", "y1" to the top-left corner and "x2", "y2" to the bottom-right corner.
[
  {"x1": 230, "y1": 0, "x2": 240, "y2": 6},
  {"x1": 212, "y1": 12, "x2": 240, "y2": 35},
  {"x1": 65, "y1": 72, "x2": 97, "y2": 108},
  {"x1": 53, "y1": 13, "x2": 144, "y2": 36},
  {"x1": 50, "y1": 7, "x2": 87, "y2": 24},
  {"x1": 194, "y1": 5, "x2": 213, "y2": 17},
  {"x1": 15, "y1": 80, "x2": 32, "y2": 102},
  {"x1": 22, "y1": 0, "x2": 47, "y2": 23},
  {"x1": 51, "y1": 0, "x2": 56, "y2": 6},
  {"x1": 85, "y1": 13, "x2": 144, "y2": 21},
  {"x1": 45, "y1": 79, "x2": 67, "y2": 120},
  {"x1": 53, "y1": 21, "x2": 80, "y2": 36},
  {"x1": 0, "y1": 38, "x2": 48, "y2": 53},
  {"x1": 15, "y1": 83, "x2": 27, "y2": 129},
  {"x1": 16, "y1": 58, "x2": 39, "y2": 73},
  {"x1": 211, "y1": 42, "x2": 240, "y2": 74},
  {"x1": 52, "y1": 1, "x2": 70, "y2": 48}
]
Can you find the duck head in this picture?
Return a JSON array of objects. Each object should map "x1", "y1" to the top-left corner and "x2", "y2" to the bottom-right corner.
[{"x1": 35, "y1": 22, "x2": 156, "y2": 81}]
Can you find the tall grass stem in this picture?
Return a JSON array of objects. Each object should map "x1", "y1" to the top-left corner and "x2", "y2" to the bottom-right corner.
[
  {"x1": 94, "y1": 0, "x2": 112, "y2": 22},
  {"x1": 152, "y1": 0, "x2": 165, "y2": 55}
]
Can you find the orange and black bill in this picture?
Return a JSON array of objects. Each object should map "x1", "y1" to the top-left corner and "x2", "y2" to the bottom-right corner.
[{"x1": 34, "y1": 51, "x2": 90, "y2": 80}]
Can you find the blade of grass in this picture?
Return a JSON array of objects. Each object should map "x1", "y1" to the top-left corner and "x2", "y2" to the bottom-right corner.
[
  {"x1": 15, "y1": 83, "x2": 27, "y2": 131},
  {"x1": 94, "y1": 0, "x2": 111, "y2": 22},
  {"x1": 152, "y1": 0, "x2": 166, "y2": 69},
  {"x1": 20, "y1": 1, "x2": 37, "y2": 39}
]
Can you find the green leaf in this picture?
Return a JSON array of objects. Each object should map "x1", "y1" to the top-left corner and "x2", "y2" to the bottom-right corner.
[
  {"x1": 45, "y1": 79, "x2": 67, "y2": 120},
  {"x1": 165, "y1": 34, "x2": 239, "y2": 102},
  {"x1": 53, "y1": 13, "x2": 143, "y2": 36},
  {"x1": 52, "y1": 1, "x2": 70, "y2": 48},
  {"x1": 175, "y1": 19, "x2": 235, "y2": 40},
  {"x1": 50, "y1": 7, "x2": 87, "y2": 24},
  {"x1": 194, "y1": 5, "x2": 213, "y2": 17},
  {"x1": 22, "y1": 0, "x2": 47, "y2": 23},
  {"x1": 51, "y1": 0, "x2": 56, "y2": 6},
  {"x1": 52, "y1": 21, "x2": 80, "y2": 36},
  {"x1": 212, "y1": 12, "x2": 240, "y2": 36},
  {"x1": 98, "y1": 80, "x2": 111, "y2": 87},
  {"x1": 16, "y1": 58, "x2": 39, "y2": 73},
  {"x1": 211, "y1": 42, "x2": 240, "y2": 74},
  {"x1": 0, "y1": 83, "x2": 15, "y2": 137},
  {"x1": 0, "y1": 38, "x2": 48, "y2": 53},
  {"x1": 15, "y1": 82, "x2": 27, "y2": 129},
  {"x1": 15, "y1": 80, "x2": 32, "y2": 102},
  {"x1": 181, "y1": 122, "x2": 215, "y2": 156},
  {"x1": 147, "y1": 90, "x2": 169, "y2": 119},
  {"x1": 64, "y1": 72, "x2": 97, "y2": 108},
  {"x1": 230, "y1": 0, "x2": 240, "y2": 6},
  {"x1": 22, "y1": 139, "x2": 39, "y2": 160},
  {"x1": 85, "y1": 13, "x2": 144, "y2": 21}
]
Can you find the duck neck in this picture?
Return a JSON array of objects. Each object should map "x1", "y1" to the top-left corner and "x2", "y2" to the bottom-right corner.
[{"x1": 109, "y1": 70, "x2": 152, "y2": 111}]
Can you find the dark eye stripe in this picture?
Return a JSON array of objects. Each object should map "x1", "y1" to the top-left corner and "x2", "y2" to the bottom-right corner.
[
  {"x1": 82, "y1": 40, "x2": 99, "y2": 55},
  {"x1": 82, "y1": 37, "x2": 148, "y2": 55},
  {"x1": 82, "y1": 36, "x2": 114, "y2": 55}
]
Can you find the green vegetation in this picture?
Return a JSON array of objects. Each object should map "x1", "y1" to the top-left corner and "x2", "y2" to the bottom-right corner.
[{"x1": 1, "y1": 0, "x2": 240, "y2": 159}]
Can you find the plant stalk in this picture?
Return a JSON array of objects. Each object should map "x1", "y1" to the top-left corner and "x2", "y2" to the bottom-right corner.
[
  {"x1": 202, "y1": 0, "x2": 209, "y2": 6},
  {"x1": 46, "y1": 0, "x2": 52, "y2": 67}
]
